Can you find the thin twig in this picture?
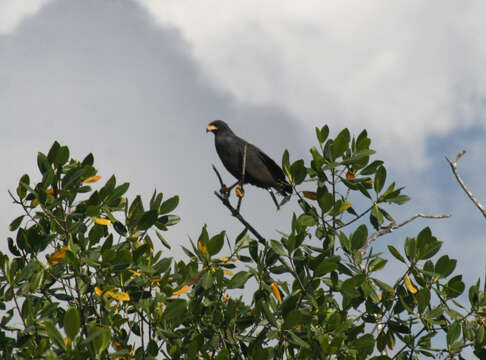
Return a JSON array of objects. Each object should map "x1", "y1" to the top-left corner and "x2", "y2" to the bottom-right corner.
[
  {"x1": 214, "y1": 192, "x2": 265, "y2": 246},
  {"x1": 363, "y1": 212, "x2": 451, "y2": 252},
  {"x1": 212, "y1": 165, "x2": 228, "y2": 197},
  {"x1": 446, "y1": 151, "x2": 486, "y2": 218},
  {"x1": 336, "y1": 205, "x2": 373, "y2": 230}
]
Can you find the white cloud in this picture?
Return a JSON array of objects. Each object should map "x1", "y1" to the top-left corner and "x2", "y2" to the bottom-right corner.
[
  {"x1": 0, "y1": 0, "x2": 52, "y2": 34},
  {"x1": 137, "y1": 0, "x2": 486, "y2": 169}
]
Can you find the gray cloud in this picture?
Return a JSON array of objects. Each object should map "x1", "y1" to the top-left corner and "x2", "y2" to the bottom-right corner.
[
  {"x1": 0, "y1": 0, "x2": 305, "y2": 259},
  {"x1": 0, "y1": 0, "x2": 485, "y2": 291}
]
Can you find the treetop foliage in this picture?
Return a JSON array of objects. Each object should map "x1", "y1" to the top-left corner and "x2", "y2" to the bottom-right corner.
[{"x1": 0, "y1": 127, "x2": 485, "y2": 359}]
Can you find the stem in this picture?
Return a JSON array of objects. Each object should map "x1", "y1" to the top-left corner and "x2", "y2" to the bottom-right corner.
[{"x1": 446, "y1": 151, "x2": 486, "y2": 218}]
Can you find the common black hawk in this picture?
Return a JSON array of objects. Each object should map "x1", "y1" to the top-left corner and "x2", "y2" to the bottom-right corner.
[{"x1": 207, "y1": 120, "x2": 292, "y2": 199}]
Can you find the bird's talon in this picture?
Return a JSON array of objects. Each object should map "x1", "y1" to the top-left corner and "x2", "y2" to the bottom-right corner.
[
  {"x1": 219, "y1": 186, "x2": 230, "y2": 194},
  {"x1": 236, "y1": 186, "x2": 244, "y2": 198}
]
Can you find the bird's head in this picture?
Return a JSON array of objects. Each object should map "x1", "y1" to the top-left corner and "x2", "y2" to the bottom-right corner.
[{"x1": 206, "y1": 120, "x2": 230, "y2": 134}]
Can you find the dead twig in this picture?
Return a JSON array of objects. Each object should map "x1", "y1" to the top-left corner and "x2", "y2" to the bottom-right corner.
[
  {"x1": 363, "y1": 212, "x2": 451, "y2": 253},
  {"x1": 446, "y1": 151, "x2": 486, "y2": 218}
]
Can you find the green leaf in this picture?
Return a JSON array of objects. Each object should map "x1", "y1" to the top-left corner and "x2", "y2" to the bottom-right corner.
[
  {"x1": 315, "y1": 260, "x2": 339, "y2": 276},
  {"x1": 9, "y1": 215, "x2": 24, "y2": 232},
  {"x1": 404, "y1": 237, "x2": 416, "y2": 262},
  {"x1": 270, "y1": 240, "x2": 286, "y2": 256},
  {"x1": 435, "y1": 255, "x2": 456, "y2": 278},
  {"x1": 16, "y1": 174, "x2": 30, "y2": 199},
  {"x1": 445, "y1": 275, "x2": 465, "y2": 298},
  {"x1": 47, "y1": 141, "x2": 60, "y2": 163},
  {"x1": 229, "y1": 271, "x2": 251, "y2": 289},
  {"x1": 283, "y1": 309, "x2": 306, "y2": 329},
  {"x1": 208, "y1": 231, "x2": 225, "y2": 256},
  {"x1": 160, "y1": 195, "x2": 179, "y2": 215},
  {"x1": 138, "y1": 210, "x2": 158, "y2": 230},
  {"x1": 352, "y1": 334, "x2": 375, "y2": 355},
  {"x1": 368, "y1": 257, "x2": 387, "y2": 272},
  {"x1": 55, "y1": 146, "x2": 70, "y2": 167},
  {"x1": 332, "y1": 128, "x2": 350, "y2": 158},
  {"x1": 290, "y1": 159, "x2": 306, "y2": 185},
  {"x1": 8, "y1": 237, "x2": 21, "y2": 257},
  {"x1": 374, "y1": 166, "x2": 386, "y2": 194},
  {"x1": 215, "y1": 348, "x2": 229, "y2": 360},
  {"x1": 282, "y1": 149, "x2": 290, "y2": 172},
  {"x1": 360, "y1": 160, "x2": 384, "y2": 175},
  {"x1": 447, "y1": 321, "x2": 461, "y2": 345},
  {"x1": 298, "y1": 214, "x2": 316, "y2": 227},
  {"x1": 64, "y1": 307, "x2": 80, "y2": 340},
  {"x1": 201, "y1": 272, "x2": 213, "y2": 290},
  {"x1": 387, "y1": 194, "x2": 411, "y2": 205},
  {"x1": 37, "y1": 152, "x2": 50, "y2": 175},
  {"x1": 417, "y1": 288, "x2": 430, "y2": 314},
  {"x1": 164, "y1": 299, "x2": 187, "y2": 321},
  {"x1": 82, "y1": 152, "x2": 94, "y2": 166},
  {"x1": 388, "y1": 245, "x2": 406, "y2": 263},
  {"x1": 106, "y1": 182, "x2": 130, "y2": 202},
  {"x1": 44, "y1": 321, "x2": 66, "y2": 349},
  {"x1": 94, "y1": 327, "x2": 111, "y2": 355},
  {"x1": 316, "y1": 125, "x2": 329, "y2": 144},
  {"x1": 157, "y1": 214, "x2": 180, "y2": 228},
  {"x1": 351, "y1": 224, "x2": 368, "y2": 250},
  {"x1": 318, "y1": 191, "x2": 333, "y2": 213},
  {"x1": 156, "y1": 230, "x2": 171, "y2": 249},
  {"x1": 288, "y1": 330, "x2": 311, "y2": 349}
]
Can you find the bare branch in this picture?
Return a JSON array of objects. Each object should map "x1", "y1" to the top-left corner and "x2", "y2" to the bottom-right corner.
[
  {"x1": 446, "y1": 151, "x2": 486, "y2": 218},
  {"x1": 363, "y1": 212, "x2": 451, "y2": 252},
  {"x1": 212, "y1": 165, "x2": 226, "y2": 190},
  {"x1": 213, "y1": 190, "x2": 266, "y2": 246}
]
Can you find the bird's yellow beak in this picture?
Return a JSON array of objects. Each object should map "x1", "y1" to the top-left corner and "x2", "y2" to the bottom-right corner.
[{"x1": 207, "y1": 124, "x2": 217, "y2": 132}]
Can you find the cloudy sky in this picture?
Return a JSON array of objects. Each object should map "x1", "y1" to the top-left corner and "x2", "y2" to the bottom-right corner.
[{"x1": 1, "y1": 0, "x2": 486, "y2": 287}]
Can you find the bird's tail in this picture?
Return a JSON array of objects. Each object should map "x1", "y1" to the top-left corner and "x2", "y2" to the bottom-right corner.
[{"x1": 278, "y1": 180, "x2": 293, "y2": 195}]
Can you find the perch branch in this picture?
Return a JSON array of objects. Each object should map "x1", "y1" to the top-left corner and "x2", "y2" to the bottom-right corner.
[
  {"x1": 212, "y1": 164, "x2": 265, "y2": 245},
  {"x1": 446, "y1": 151, "x2": 486, "y2": 218},
  {"x1": 212, "y1": 165, "x2": 304, "y2": 288}
]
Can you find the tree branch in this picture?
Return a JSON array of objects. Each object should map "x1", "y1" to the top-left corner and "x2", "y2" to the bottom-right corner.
[
  {"x1": 446, "y1": 150, "x2": 486, "y2": 218},
  {"x1": 363, "y1": 212, "x2": 451, "y2": 252},
  {"x1": 212, "y1": 165, "x2": 306, "y2": 291},
  {"x1": 212, "y1": 165, "x2": 265, "y2": 245}
]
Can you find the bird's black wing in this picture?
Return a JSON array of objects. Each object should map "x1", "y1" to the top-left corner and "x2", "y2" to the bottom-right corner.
[{"x1": 257, "y1": 149, "x2": 292, "y2": 194}]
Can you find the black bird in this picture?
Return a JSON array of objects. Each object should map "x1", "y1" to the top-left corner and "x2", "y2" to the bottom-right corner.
[{"x1": 207, "y1": 120, "x2": 292, "y2": 203}]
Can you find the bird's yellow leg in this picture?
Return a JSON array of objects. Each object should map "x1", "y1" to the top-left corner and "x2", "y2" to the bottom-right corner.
[
  {"x1": 235, "y1": 185, "x2": 245, "y2": 198},
  {"x1": 220, "y1": 180, "x2": 239, "y2": 195}
]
